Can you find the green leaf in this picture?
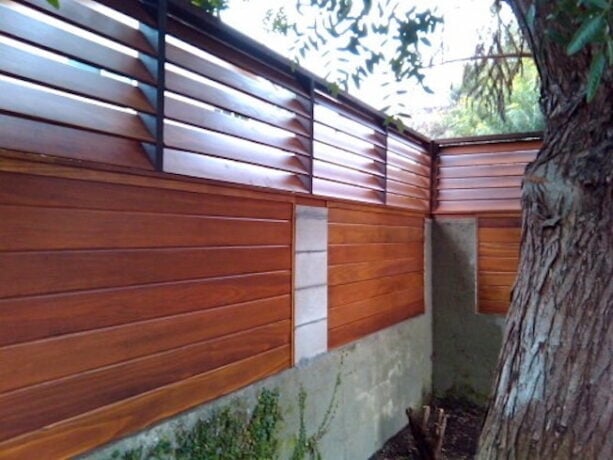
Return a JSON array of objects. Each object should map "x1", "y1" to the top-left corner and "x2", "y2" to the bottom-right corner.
[
  {"x1": 526, "y1": 4, "x2": 535, "y2": 28},
  {"x1": 580, "y1": 0, "x2": 609, "y2": 9},
  {"x1": 47, "y1": 0, "x2": 60, "y2": 7},
  {"x1": 567, "y1": 15, "x2": 605, "y2": 55},
  {"x1": 586, "y1": 51, "x2": 606, "y2": 101}
]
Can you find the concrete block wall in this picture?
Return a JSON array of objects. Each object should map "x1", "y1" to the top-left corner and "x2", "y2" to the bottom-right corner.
[
  {"x1": 83, "y1": 212, "x2": 433, "y2": 460},
  {"x1": 431, "y1": 218, "x2": 505, "y2": 405},
  {"x1": 294, "y1": 205, "x2": 328, "y2": 364}
]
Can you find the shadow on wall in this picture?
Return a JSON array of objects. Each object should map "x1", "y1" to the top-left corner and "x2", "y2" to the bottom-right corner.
[{"x1": 432, "y1": 218, "x2": 506, "y2": 406}]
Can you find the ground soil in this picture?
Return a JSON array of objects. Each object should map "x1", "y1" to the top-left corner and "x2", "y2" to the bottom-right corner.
[{"x1": 370, "y1": 398, "x2": 486, "y2": 460}]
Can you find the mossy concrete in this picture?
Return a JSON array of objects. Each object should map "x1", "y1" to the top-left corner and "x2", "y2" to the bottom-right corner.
[{"x1": 431, "y1": 218, "x2": 505, "y2": 406}]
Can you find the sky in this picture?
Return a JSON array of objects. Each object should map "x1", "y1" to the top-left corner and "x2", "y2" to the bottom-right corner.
[{"x1": 220, "y1": 0, "x2": 513, "y2": 120}]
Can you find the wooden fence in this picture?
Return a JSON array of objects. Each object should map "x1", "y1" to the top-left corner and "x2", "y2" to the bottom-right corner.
[
  {"x1": 0, "y1": 0, "x2": 542, "y2": 456},
  {"x1": 0, "y1": 0, "x2": 431, "y2": 211}
]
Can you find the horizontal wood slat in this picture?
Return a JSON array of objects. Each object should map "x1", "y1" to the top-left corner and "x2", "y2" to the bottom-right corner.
[
  {"x1": 478, "y1": 217, "x2": 521, "y2": 314},
  {"x1": 0, "y1": 246, "x2": 291, "y2": 298},
  {"x1": 313, "y1": 178, "x2": 383, "y2": 204},
  {"x1": 165, "y1": 96, "x2": 309, "y2": 156},
  {"x1": 0, "y1": 205, "x2": 290, "y2": 251},
  {"x1": 0, "y1": 320, "x2": 289, "y2": 441},
  {"x1": 0, "y1": 297, "x2": 290, "y2": 394},
  {"x1": 0, "y1": 346, "x2": 289, "y2": 460},
  {"x1": 166, "y1": 41, "x2": 309, "y2": 117},
  {"x1": 0, "y1": 272, "x2": 290, "y2": 347},
  {"x1": 0, "y1": 3, "x2": 154, "y2": 83},
  {"x1": 0, "y1": 115, "x2": 153, "y2": 169},
  {"x1": 0, "y1": 79, "x2": 154, "y2": 142},
  {"x1": 329, "y1": 300, "x2": 422, "y2": 349},
  {"x1": 0, "y1": 161, "x2": 293, "y2": 454},
  {"x1": 328, "y1": 205, "x2": 424, "y2": 348},
  {"x1": 0, "y1": 172, "x2": 292, "y2": 219},
  {"x1": 18, "y1": 0, "x2": 156, "y2": 54},
  {"x1": 329, "y1": 272, "x2": 423, "y2": 307},
  {"x1": 435, "y1": 141, "x2": 540, "y2": 214},
  {"x1": 0, "y1": 43, "x2": 154, "y2": 113},
  {"x1": 329, "y1": 223, "x2": 423, "y2": 244},
  {"x1": 165, "y1": 69, "x2": 306, "y2": 136},
  {"x1": 164, "y1": 148, "x2": 308, "y2": 193}
]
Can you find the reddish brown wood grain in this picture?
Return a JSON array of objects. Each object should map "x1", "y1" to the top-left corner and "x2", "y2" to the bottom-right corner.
[
  {"x1": 0, "y1": 320, "x2": 290, "y2": 442},
  {"x1": 0, "y1": 346, "x2": 290, "y2": 460},
  {"x1": 329, "y1": 272, "x2": 423, "y2": 307}
]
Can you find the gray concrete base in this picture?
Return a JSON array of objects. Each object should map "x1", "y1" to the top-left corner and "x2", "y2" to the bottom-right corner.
[
  {"x1": 83, "y1": 316, "x2": 432, "y2": 460},
  {"x1": 431, "y1": 218, "x2": 505, "y2": 405}
]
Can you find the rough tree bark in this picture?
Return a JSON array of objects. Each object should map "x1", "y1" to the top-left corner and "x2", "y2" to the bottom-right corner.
[{"x1": 478, "y1": 1, "x2": 612, "y2": 459}]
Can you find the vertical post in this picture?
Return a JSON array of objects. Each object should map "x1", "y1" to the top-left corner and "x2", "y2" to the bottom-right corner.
[
  {"x1": 428, "y1": 140, "x2": 439, "y2": 214},
  {"x1": 307, "y1": 77, "x2": 315, "y2": 195},
  {"x1": 154, "y1": 0, "x2": 167, "y2": 171},
  {"x1": 383, "y1": 125, "x2": 389, "y2": 205},
  {"x1": 140, "y1": 0, "x2": 167, "y2": 171}
]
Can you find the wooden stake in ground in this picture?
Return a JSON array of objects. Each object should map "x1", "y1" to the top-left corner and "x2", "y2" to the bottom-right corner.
[{"x1": 406, "y1": 405, "x2": 448, "y2": 460}]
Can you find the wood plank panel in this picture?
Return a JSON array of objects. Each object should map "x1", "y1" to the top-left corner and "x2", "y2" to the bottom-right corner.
[
  {"x1": 329, "y1": 289, "x2": 423, "y2": 329},
  {"x1": 0, "y1": 320, "x2": 290, "y2": 442},
  {"x1": 0, "y1": 4, "x2": 153, "y2": 83},
  {"x1": 0, "y1": 115, "x2": 153, "y2": 169},
  {"x1": 163, "y1": 123, "x2": 307, "y2": 175},
  {"x1": 329, "y1": 272, "x2": 423, "y2": 307},
  {"x1": 479, "y1": 272, "x2": 517, "y2": 287},
  {"x1": 164, "y1": 148, "x2": 308, "y2": 193},
  {"x1": 0, "y1": 246, "x2": 290, "y2": 298},
  {"x1": 329, "y1": 257, "x2": 422, "y2": 286},
  {"x1": 166, "y1": 42, "x2": 308, "y2": 117},
  {"x1": 329, "y1": 206, "x2": 422, "y2": 227},
  {"x1": 19, "y1": 0, "x2": 155, "y2": 54},
  {"x1": 313, "y1": 160, "x2": 384, "y2": 191},
  {"x1": 479, "y1": 300, "x2": 510, "y2": 314},
  {"x1": 480, "y1": 285, "x2": 512, "y2": 302},
  {"x1": 479, "y1": 256, "x2": 520, "y2": 272},
  {"x1": 438, "y1": 175, "x2": 523, "y2": 190},
  {"x1": 387, "y1": 137, "x2": 431, "y2": 166},
  {"x1": 439, "y1": 140, "x2": 541, "y2": 155},
  {"x1": 0, "y1": 296, "x2": 289, "y2": 393},
  {"x1": 438, "y1": 187, "x2": 521, "y2": 201},
  {"x1": 439, "y1": 150, "x2": 537, "y2": 167},
  {"x1": 386, "y1": 179, "x2": 430, "y2": 200},
  {"x1": 313, "y1": 178, "x2": 383, "y2": 204},
  {"x1": 0, "y1": 346, "x2": 289, "y2": 460},
  {"x1": 436, "y1": 200, "x2": 521, "y2": 214},
  {"x1": 479, "y1": 242, "x2": 520, "y2": 257},
  {"x1": 0, "y1": 205, "x2": 290, "y2": 251},
  {"x1": 386, "y1": 167, "x2": 430, "y2": 189},
  {"x1": 314, "y1": 123, "x2": 384, "y2": 162},
  {"x1": 439, "y1": 163, "x2": 527, "y2": 179},
  {"x1": 0, "y1": 43, "x2": 154, "y2": 113},
  {"x1": 314, "y1": 104, "x2": 385, "y2": 147},
  {"x1": 329, "y1": 241, "x2": 422, "y2": 265},
  {"x1": 329, "y1": 223, "x2": 423, "y2": 244},
  {"x1": 0, "y1": 271, "x2": 290, "y2": 346},
  {"x1": 165, "y1": 70, "x2": 305, "y2": 135},
  {"x1": 478, "y1": 228, "x2": 522, "y2": 242},
  {"x1": 0, "y1": 80, "x2": 153, "y2": 142},
  {"x1": 314, "y1": 141, "x2": 384, "y2": 177},
  {"x1": 387, "y1": 152, "x2": 431, "y2": 177},
  {"x1": 165, "y1": 96, "x2": 309, "y2": 155},
  {"x1": 329, "y1": 301, "x2": 422, "y2": 349},
  {"x1": 0, "y1": 172, "x2": 291, "y2": 219}
]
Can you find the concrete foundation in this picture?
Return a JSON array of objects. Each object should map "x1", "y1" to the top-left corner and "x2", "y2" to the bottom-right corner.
[
  {"x1": 431, "y1": 218, "x2": 505, "y2": 405},
  {"x1": 83, "y1": 315, "x2": 432, "y2": 460},
  {"x1": 82, "y1": 219, "x2": 433, "y2": 460}
]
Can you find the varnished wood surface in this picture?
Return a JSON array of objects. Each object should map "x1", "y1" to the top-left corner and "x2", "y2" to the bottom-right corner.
[
  {"x1": 328, "y1": 204, "x2": 425, "y2": 348},
  {"x1": 477, "y1": 217, "x2": 522, "y2": 314},
  {"x1": 0, "y1": 168, "x2": 293, "y2": 453}
]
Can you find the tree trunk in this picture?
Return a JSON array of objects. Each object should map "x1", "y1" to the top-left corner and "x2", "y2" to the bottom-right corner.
[{"x1": 478, "y1": 1, "x2": 613, "y2": 459}]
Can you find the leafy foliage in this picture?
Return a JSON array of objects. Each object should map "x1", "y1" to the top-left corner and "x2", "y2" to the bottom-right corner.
[
  {"x1": 439, "y1": 58, "x2": 544, "y2": 137},
  {"x1": 111, "y1": 388, "x2": 282, "y2": 460}
]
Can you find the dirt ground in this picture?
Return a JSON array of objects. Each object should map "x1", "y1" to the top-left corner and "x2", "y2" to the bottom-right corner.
[{"x1": 370, "y1": 398, "x2": 486, "y2": 460}]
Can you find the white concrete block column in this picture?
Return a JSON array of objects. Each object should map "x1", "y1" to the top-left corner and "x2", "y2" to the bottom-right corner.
[{"x1": 293, "y1": 205, "x2": 328, "y2": 364}]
